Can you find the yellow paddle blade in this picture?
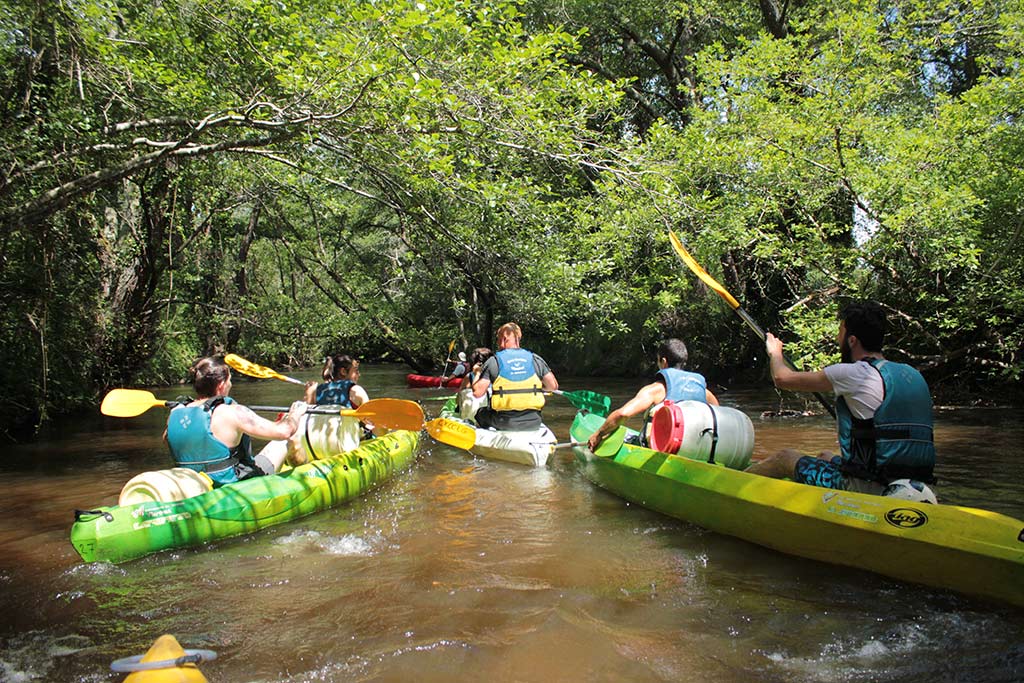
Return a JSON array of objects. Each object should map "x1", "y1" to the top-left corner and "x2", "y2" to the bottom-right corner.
[
  {"x1": 341, "y1": 398, "x2": 424, "y2": 431},
  {"x1": 224, "y1": 353, "x2": 303, "y2": 385},
  {"x1": 668, "y1": 231, "x2": 742, "y2": 310},
  {"x1": 100, "y1": 389, "x2": 169, "y2": 417},
  {"x1": 425, "y1": 418, "x2": 476, "y2": 451}
]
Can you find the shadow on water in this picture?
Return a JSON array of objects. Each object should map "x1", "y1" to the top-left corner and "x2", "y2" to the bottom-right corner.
[{"x1": 0, "y1": 364, "x2": 1022, "y2": 682}]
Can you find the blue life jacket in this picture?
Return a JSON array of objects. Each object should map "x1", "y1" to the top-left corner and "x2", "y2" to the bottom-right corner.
[
  {"x1": 166, "y1": 397, "x2": 254, "y2": 487},
  {"x1": 641, "y1": 368, "x2": 708, "y2": 446},
  {"x1": 490, "y1": 348, "x2": 545, "y2": 412},
  {"x1": 658, "y1": 368, "x2": 708, "y2": 403},
  {"x1": 315, "y1": 380, "x2": 355, "y2": 408},
  {"x1": 837, "y1": 358, "x2": 936, "y2": 484}
]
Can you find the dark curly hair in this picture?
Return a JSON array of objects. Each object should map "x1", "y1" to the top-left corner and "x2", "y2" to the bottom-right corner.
[{"x1": 840, "y1": 301, "x2": 887, "y2": 352}]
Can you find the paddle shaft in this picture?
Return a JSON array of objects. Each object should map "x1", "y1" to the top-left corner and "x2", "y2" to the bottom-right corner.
[
  {"x1": 668, "y1": 231, "x2": 835, "y2": 419},
  {"x1": 250, "y1": 405, "x2": 358, "y2": 416},
  {"x1": 731, "y1": 305, "x2": 836, "y2": 417},
  {"x1": 440, "y1": 340, "x2": 456, "y2": 379},
  {"x1": 253, "y1": 399, "x2": 423, "y2": 431}
]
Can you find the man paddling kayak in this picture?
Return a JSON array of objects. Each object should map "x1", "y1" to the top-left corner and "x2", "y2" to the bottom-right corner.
[
  {"x1": 472, "y1": 323, "x2": 558, "y2": 430},
  {"x1": 588, "y1": 338, "x2": 719, "y2": 451},
  {"x1": 165, "y1": 356, "x2": 306, "y2": 486},
  {"x1": 441, "y1": 351, "x2": 470, "y2": 383},
  {"x1": 746, "y1": 301, "x2": 937, "y2": 494}
]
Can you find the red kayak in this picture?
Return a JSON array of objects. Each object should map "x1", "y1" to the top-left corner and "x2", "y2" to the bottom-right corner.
[{"x1": 406, "y1": 373, "x2": 462, "y2": 389}]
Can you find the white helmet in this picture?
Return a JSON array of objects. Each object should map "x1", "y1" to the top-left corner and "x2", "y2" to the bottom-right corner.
[{"x1": 882, "y1": 478, "x2": 938, "y2": 504}]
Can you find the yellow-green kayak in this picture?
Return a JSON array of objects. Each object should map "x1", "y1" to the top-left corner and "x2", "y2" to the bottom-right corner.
[
  {"x1": 571, "y1": 411, "x2": 1024, "y2": 607},
  {"x1": 71, "y1": 430, "x2": 418, "y2": 563}
]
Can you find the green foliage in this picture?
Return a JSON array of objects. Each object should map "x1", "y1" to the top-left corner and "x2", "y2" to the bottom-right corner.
[{"x1": 1, "y1": 0, "x2": 1023, "y2": 437}]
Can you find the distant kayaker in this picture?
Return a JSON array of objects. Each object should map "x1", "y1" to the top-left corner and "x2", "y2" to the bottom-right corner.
[
  {"x1": 441, "y1": 352, "x2": 470, "y2": 382},
  {"x1": 472, "y1": 323, "x2": 558, "y2": 430},
  {"x1": 459, "y1": 347, "x2": 494, "y2": 390},
  {"x1": 165, "y1": 355, "x2": 306, "y2": 487},
  {"x1": 587, "y1": 338, "x2": 720, "y2": 452},
  {"x1": 745, "y1": 300, "x2": 936, "y2": 493}
]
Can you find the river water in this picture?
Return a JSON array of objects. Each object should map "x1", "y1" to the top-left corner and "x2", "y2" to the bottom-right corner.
[{"x1": 0, "y1": 364, "x2": 1022, "y2": 682}]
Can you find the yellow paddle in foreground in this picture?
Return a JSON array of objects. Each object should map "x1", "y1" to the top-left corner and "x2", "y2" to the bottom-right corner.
[
  {"x1": 667, "y1": 230, "x2": 835, "y2": 419},
  {"x1": 224, "y1": 353, "x2": 304, "y2": 385},
  {"x1": 100, "y1": 389, "x2": 425, "y2": 431}
]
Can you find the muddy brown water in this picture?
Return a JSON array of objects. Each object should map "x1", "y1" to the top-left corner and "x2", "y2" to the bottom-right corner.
[{"x1": 0, "y1": 365, "x2": 1022, "y2": 682}]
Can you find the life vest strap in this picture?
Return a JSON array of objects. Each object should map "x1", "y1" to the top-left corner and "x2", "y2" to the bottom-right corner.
[
  {"x1": 852, "y1": 426, "x2": 911, "y2": 440},
  {"x1": 203, "y1": 457, "x2": 239, "y2": 473},
  {"x1": 493, "y1": 387, "x2": 542, "y2": 396}
]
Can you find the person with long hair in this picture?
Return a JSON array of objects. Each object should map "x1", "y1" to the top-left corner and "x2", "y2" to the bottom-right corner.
[
  {"x1": 458, "y1": 347, "x2": 493, "y2": 420},
  {"x1": 165, "y1": 355, "x2": 306, "y2": 487},
  {"x1": 286, "y1": 354, "x2": 372, "y2": 465}
]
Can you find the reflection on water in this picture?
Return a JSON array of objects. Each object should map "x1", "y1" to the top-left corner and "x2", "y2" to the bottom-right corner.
[{"x1": 0, "y1": 365, "x2": 1022, "y2": 682}]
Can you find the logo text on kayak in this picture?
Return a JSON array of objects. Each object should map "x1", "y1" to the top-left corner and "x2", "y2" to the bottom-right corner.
[{"x1": 884, "y1": 508, "x2": 928, "y2": 529}]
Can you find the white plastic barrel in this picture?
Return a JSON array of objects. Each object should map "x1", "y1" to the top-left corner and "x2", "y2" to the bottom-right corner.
[
  {"x1": 302, "y1": 412, "x2": 362, "y2": 459},
  {"x1": 458, "y1": 388, "x2": 488, "y2": 421},
  {"x1": 648, "y1": 400, "x2": 754, "y2": 469},
  {"x1": 118, "y1": 468, "x2": 213, "y2": 506}
]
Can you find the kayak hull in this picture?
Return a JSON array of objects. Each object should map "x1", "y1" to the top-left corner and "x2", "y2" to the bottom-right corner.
[
  {"x1": 440, "y1": 399, "x2": 555, "y2": 467},
  {"x1": 570, "y1": 411, "x2": 1024, "y2": 607},
  {"x1": 71, "y1": 430, "x2": 419, "y2": 564},
  {"x1": 406, "y1": 373, "x2": 461, "y2": 389},
  {"x1": 468, "y1": 423, "x2": 557, "y2": 467}
]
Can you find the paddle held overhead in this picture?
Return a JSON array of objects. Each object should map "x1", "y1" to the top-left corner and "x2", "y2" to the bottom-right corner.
[{"x1": 667, "y1": 230, "x2": 835, "y2": 418}]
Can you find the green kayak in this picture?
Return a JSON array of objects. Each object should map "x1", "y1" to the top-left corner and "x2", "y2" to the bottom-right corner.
[
  {"x1": 570, "y1": 411, "x2": 1024, "y2": 608},
  {"x1": 71, "y1": 430, "x2": 419, "y2": 563}
]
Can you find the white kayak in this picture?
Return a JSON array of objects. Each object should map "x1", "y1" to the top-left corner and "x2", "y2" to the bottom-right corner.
[{"x1": 440, "y1": 394, "x2": 557, "y2": 467}]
